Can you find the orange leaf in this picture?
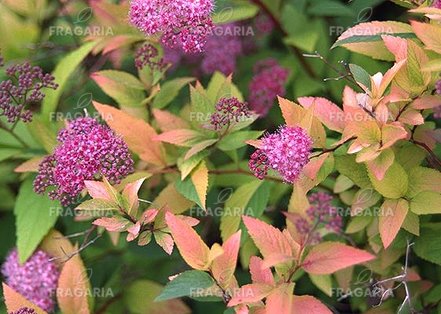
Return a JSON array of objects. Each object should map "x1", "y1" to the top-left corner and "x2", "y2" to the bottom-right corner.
[
  {"x1": 191, "y1": 161, "x2": 209, "y2": 211},
  {"x1": 211, "y1": 231, "x2": 241, "y2": 289},
  {"x1": 14, "y1": 156, "x2": 45, "y2": 173},
  {"x1": 40, "y1": 230, "x2": 76, "y2": 268},
  {"x1": 302, "y1": 242, "x2": 375, "y2": 275},
  {"x1": 122, "y1": 177, "x2": 146, "y2": 215},
  {"x1": 381, "y1": 123, "x2": 408, "y2": 149},
  {"x1": 84, "y1": 179, "x2": 117, "y2": 203},
  {"x1": 411, "y1": 21, "x2": 441, "y2": 54},
  {"x1": 242, "y1": 216, "x2": 292, "y2": 259},
  {"x1": 303, "y1": 153, "x2": 329, "y2": 180},
  {"x1": 379, "y1": 199, "x2": 409, "y2": 249},
  {"x1": 93, "y1": 101, "x2": 166, "y2": 166},
  {"x1": 291, "y1": 295, "x2": 332, "y2": 314},
  {"x1": 366, "y1": 149, "x2": 394, "y2": 181},
  {"x1": 165, "y1": 212, "x2": 210, "y2": 270},
  {"x1": 2, "y1": 282, "x2": 47, "y2": 314},
  {"x1": 227, "y1": 283, "x2": 274, "y2": 307},
  {"x1": 265, "y1": 283, "x2": 294, "y2": 314},
  {"x1": 278, "y1": 97, "x2": 326, "y2": 148},
  {"x1": 152, "y1": 108, "x2": 190, "y2": 132},
  {"x1": 298, "y1": 97, "x2": 345, "y2": 132},
  {"x1": 154, "y1": 129, "x2": 203, "y2": 147},
  {"x1": 249, "y1": 256, "x2": 275, "y2": 286},
  {"x1": 57, "y1": 251, "x2": 91, "y2": 314},
  {"x1": 154, "y1": 231, "x2": 174, "y2": 255}
]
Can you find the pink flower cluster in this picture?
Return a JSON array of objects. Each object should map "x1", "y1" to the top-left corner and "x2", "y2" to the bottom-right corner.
[
  {"x1": 294, "y1": 192, "x2": 343, "y2": 244},
  {"x1": 201, "y1": 23, "x2": 243, "y2": 75},
  {"x1": 248, "y1": 58, "x2": 289, "y2": 116},
  {"x1": 433, "y1": 0, "x2": 441, "y2": 8},
  {"x1": 210, "y1": 97, "x2": 250, "y2": 131},
  {"x1": 34, "y1": 117, "x2": 134, "y2": 206},
  {"x1": 134, "y1": 43, "x2": 166, "y2": 71},
  {"x1": 1, "y1": 249, "x2": 59, "y2": 312},
  {"x1": 129, "y1": 0, "x2": 214, "y2": 53},
  {"x1": 249, "y1": 125, "x2": 312, "y2": 183},
  {"x1": 10, "y1": 308, "x2": 37, "y2": 314},
  {"x1": 0, "y1": 59, "x2": 58, "y2": 123}
]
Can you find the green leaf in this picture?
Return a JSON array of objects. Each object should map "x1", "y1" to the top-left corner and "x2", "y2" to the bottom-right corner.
[
  {"x1": 155, "y1": 270, "x2": 215, "y2": 302},
  {"x1": 14, "y1": 177, "x2": 60, "y2": 263},
  {"x1": 407, "y1": 166, "x2": 441, "y2": 198},
  {"x1": 42, "y1": 41, "x2": 97, "y2": 119},
  {"x1": 349, "y1": 64, "x2": 372, "y2": 90},
  {"x1": 125, "y1": 280, "x2": 189, "y2": 313},
  {"x1": 335, "y1": 155, "x2": 371, "y2": 188},
  {"x1": 307, "y1": 0, "x2": 355, "y2": 17},
  {"x1": 190, "y1": 85, "x2": 213, "y2": 127},
  {"x1": 212, "y1": 4, "x2": 259, "y2": 24},
  {"x1": 153, "y1": 77, "x2": 195, "y2": 109},
  {"x1": 414, "y1": 223, "x2": 441, "y2": 266},
  {"x1": 368, "y1": 162, "x2": 408, "y2": 199},
  {"x1": 333, "y1": 32, "x2": 416, "y2": 48},
  {"x1": 220, "y1": 181, "x2": 269, "y2": 241},
  {"x1": 218, "y1": 131, "x2": 263, "y2": 151},
  {"x1": 410, "y1": 191, "x2": 441, "y2": 215}
]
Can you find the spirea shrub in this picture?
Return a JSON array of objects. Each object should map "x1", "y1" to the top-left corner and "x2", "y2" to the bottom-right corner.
[{"x1": 1, "y1": 0, "x2": 441, "y2": 313}]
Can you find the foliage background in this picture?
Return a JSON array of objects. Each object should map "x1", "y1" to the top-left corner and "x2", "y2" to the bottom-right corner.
[{"x1": 0, "y1": 0, "x2": 440, "y2": 313}]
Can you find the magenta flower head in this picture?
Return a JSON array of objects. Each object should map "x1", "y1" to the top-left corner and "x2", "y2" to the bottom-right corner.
[
  {"x1": 201, "y1": 23, "x2": 243, "y2": 75},
  {"x1": 34, "y1": 117, "x2": 134, "y2": 206},
  {"x1": 248, "y1": 58, "x2": 289, "y2": 116},
  {"x1": 209, "y1": 97, "x2": 250, "y2": 131},
  {"x1": 249, "y1": 125, "x2": 312, "y2": 183},
  {"x1": 10, "y1": 308, "x2": 37, "y2": 314},
  {"x1": 129, "y1": 0, "x2": 214, "y2": 53},
  {"x1": 0, "y1": 59, "x2": 58, "y2": 123},
  {"x1": 134, "y1": 43, "x2": 166, "y2": 71},
  {"x1": 433, "y1": 0, "x2": 441, "y2": 8},
  {"x1": 292, "y1": 192, "x2": 342, "y2": 245},
  {"x1": 1, "y1": 249, "x2": 59, "y2": 312}
]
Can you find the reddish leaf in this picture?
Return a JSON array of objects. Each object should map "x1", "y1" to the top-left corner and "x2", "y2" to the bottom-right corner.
[
  {"x1": 2, "y1": 282, "x2": 47, "y2": 314},
  {"x1": 40, "y1": 230, "x2": 76, "y2": 268},
  {"x1": 265, "y1": 283, "x2": 294, "y2": 314},
  {"x1": 249, "y1": 256, "x2": 275, "y2": 286},
  {"x1": 142, "y1": 209, "x2": 159, "y2": 224},
  {"x1": 379, "y1": 199, "x2": 409, "y2": 248},
  {"x1": 84, "y1": 180, "x2": 116, "y2": 202},
  {"x1": 94, "y1": 101, "x2": 166, "y2": 166},
  {"x1": 165, "y1": 212, "x2": 210, "y2": 270},
  {"x1": 291, "y1": 295, "x2": 332, "y2": 314},
  {"x1": 412, "y1": 95, "x2": 441, "y2": 110},
  {"x1": 93, "y1": 217, "x2": 131, "y2": 232},
  {"x1": 227, "y1": 283, "x2": 274, "y2": 307},
  {"x1": 298, "y1": 97, "x2": 345, "y2": 132},
  {"x1": 242, "y1": 216, "x2": 292, "y2": 259},
  {"x1": 57, "y1": 251, "x2": 90, "y2": 314},
  {"x1": 302, "y1": 242, "x2": 375, "y2": 275},
  {"x1": 211, "y1": 231, "x2": 241, "y2": 289},
  {"x1": 126, "y1": 221, "x2": 141, "y2": 242}
]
